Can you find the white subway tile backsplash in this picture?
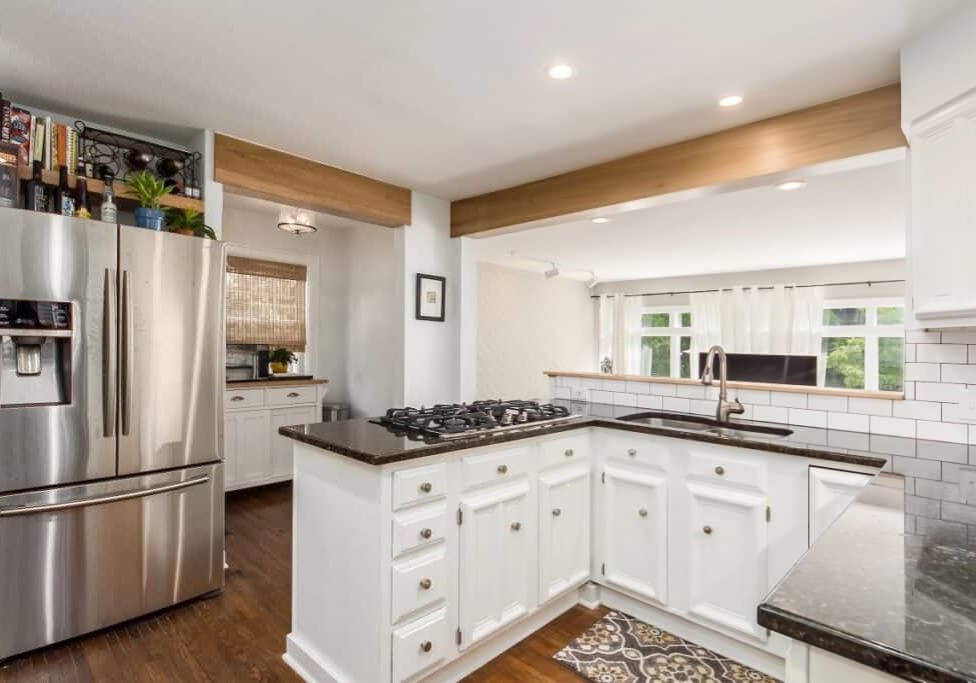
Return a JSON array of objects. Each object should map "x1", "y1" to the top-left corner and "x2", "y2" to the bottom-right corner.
[
  {"x1": 891, "y1": 455, "x2": 942, "y2": 480},
  {"x1": 903, "y1": 381, "x2": 916, "y2": 400},
  {"x1": 942, "y1": 364, "x2": 976, "y2": 384},
  {"x1": 770, "y1": 392, "x2": 807, "y2": 408},
  {"x1": 847, "y1": 397, "x2": 893, "y2": 416},
  {"x1": 916, "y1": 420, "x2": 968, "y2": 444},
  {"x1": 916, "y1": 439, "x2": 969, "y2": 463},
  {"x1": 661, "y1": 397, "x2": 691, "y2": 412},
  {"x1": 688, "y1": 399, "x2": 715, "y2": 416},
  {"x1": 589, "y1": 389, "x2": 614, "y2": 404},
  {"x1": 788, "y1": 408, "x2": 827, "y2": 428},
  {"x1": 552, "y1": 386, "x2": 572, "y2": 399},
  {"x1": 734, "y1": 388, "x2": 771, "y2": 405},
  {"x1": 941, "y1": 331, "x2": 976, "y2": 344},
  {"x1": 892, "y1": 400, "x2": 943, "y2": 421},
  {"x1": 625, "y1": 381, "x2": 651, "y2": 395},
  {"x1": 905, "y1": 329, "x2": 942, "y2": 344},
  {"x1": 904, "y1": 344, "x2": 917, "y2": 363},
  {"x1": 752, "y1": 405, "x2": 789, "y2": 424},
  {"x1": 808, "y1": 395, "x2": 849, "y2": 412},
  {"x1": 917, "y1": 343, "x2": 968, "y2": 363},
  {"x1": 970, "y1": 345, "x2": 976, "y2": 365},
  {"x1": 827, "y1": 412, "x2": 870, "y2": 433},
  {"x1": 612, "y1": 392, "x2": 639, "y2": 407},
  {"x1": 636, "y1": 394, "x2": 664, "y2": 410},
  {"x1": 870, "y1": 416, "x2": 917, "y2": 438},
  {"x1": 649, "y1": 383, "x2": 677, "y2": 397},
  {"x1": 675, "y1": 385, "x2": 706, "y2": 399},
  {"x1": 905, "y1": 363, "x2": 942, "y2": 382},
  {"x1": 915, "y1": 382, "x2": 966, "y2": 403}
]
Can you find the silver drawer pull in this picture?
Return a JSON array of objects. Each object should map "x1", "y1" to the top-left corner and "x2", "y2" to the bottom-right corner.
[
  {"x1": 564, "y1": 448, "x2": 574, "y2": 456},
  {"x1": 420, "y1": 640, "x2": 432, "y2": 653},
  {"x1": 419, "y1": 482, "x2": 433, "y2": 493},
  {"x1": 638, "y1": 508, "x2": 648, "y2": 517},
  {"x1": 230, "y1": 396, "x2": 245, "y2": 402},
  {"x1": 0, "y1": 476, "x2": 210, "y2": 517},
  {"x1": 714, "y1": 466, "x2": 725, "y2": 475},
  {"x1": 703, "y1": 525, "x2": 713, "y2": 535},
  {"x1": 510, "y1": 522, "x2": 521, "y2": 531},
  {"x1": 287, "y1": 391, "x2": 300, "y2": 398},
  {"x1": 420, "y1": 528, "x2": 433, "y2": 539},
  {"x1": 497, "y1": 464, "x2": 508, "y2": 474},
  {"x1": 419, "y1": 578, "x2": 432, "y2": 590},
  {"x1": 627, "y1": 448, "x2": 637, "y2": 457},
  {"x1": 552, "y1": 508, "x2": 561, "y2": 517}
]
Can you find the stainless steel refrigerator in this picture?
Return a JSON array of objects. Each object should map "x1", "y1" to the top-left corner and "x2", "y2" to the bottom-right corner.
[{"x1": 0, "y1": 208, "x2": 225, "y2": 661}]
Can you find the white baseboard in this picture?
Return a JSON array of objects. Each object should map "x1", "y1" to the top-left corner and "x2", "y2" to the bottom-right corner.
[
  {"x1": 284, "y1": 633, "x2": 340, "y2": 683},
  {"x1": 578, "y1": 581, "x2": 601, "y2": 609}
]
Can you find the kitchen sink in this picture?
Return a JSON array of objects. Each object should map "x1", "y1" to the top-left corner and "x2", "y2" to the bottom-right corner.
[{"x1": 617, "y1": 410, "x2": 793, "y2": 438}]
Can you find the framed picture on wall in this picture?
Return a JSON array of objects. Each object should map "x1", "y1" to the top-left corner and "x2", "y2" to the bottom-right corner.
[{"x1": 415, "y1": 273, "x2": 446, "y2": 322}]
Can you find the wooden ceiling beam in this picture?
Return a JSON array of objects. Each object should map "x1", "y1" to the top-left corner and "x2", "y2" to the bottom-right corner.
[
  {"x1": 450, "y1": 84, "x2": 906, "y2": 237},
  {"x1": 214, "y1": 134, "x2": 411, "y2": 228}
]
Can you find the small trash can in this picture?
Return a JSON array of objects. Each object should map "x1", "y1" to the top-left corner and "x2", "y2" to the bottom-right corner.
[{"x1": 322, "y1": 401, "x2": 349, "y2": 422}]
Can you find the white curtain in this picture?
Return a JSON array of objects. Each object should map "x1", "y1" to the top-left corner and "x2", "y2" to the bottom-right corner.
[
  {"x1": 597, "y1": 294, "x2": 613, "y2": 368},
  {"x1": 690, "y1": 286, "x2": 824, "y2": 355},
  {"x1": 597, "y1": 294, "x2": 643, "y2": 375}
]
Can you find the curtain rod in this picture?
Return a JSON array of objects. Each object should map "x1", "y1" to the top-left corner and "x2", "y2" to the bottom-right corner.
[{"x1": 589, "y1": 279, "x2": 905, "y2": 299}]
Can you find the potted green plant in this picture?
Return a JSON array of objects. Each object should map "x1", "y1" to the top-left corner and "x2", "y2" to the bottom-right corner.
[
  {"x1": 126, "y1": 170, "x2": 172, "y2": 230},
  {"x1": 269, "y1": 347, "x2": 296, "y2": 374},
  {"x1": 166, "y1": 207, "x2": 216, "y2": 239}
]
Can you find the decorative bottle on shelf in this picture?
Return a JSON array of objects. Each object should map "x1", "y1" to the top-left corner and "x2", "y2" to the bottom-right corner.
[
  {"x1": 74, "y1": 178, "x2": 91, "y2": 219},
  {"x1": 100, "y1": 173, "x2": 117, "y2": 224},
  {"x1": 53, "y1": 166, "x2": 75, "y2": 216},
  {"x1": 25, "y1": 160, "x2": 46, "y2": 212}
]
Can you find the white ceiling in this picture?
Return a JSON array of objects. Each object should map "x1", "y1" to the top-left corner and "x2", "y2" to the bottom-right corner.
[
  {"x1": 474, "y1": 159, "x2": 907, "y2": 282},
  {"x1": 222, "y1": 192, "x2": 369, "y2": 232},
  {"x1": 0, "y1": 1, "x2": 959, "y2": 199}
]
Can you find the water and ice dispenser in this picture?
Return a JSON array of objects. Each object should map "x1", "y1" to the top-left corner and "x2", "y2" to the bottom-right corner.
[{"x1": 0, "y1": 299, "x2": 72, "y2": 406}]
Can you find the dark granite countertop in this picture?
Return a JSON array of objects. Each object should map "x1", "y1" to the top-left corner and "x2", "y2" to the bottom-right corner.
[
  {"x1": 278, "y1": 399, "x2": 888, "y2": 468},
  {"x1": 759, "y1": 473, "x2": 976, "y2": 682}
]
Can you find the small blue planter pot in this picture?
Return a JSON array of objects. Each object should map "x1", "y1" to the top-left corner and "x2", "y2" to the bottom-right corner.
[{"x1": 134, "y1": 207, "x2": 167, "y2": 231}]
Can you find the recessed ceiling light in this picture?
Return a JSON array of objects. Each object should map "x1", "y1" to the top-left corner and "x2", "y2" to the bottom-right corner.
[
  {"x1": 718, "y1": 94, "x2": 743, "y2": 108},
  {"x1": 591, "y1": 217, "x2": 610, "y2": 224},
  {"x1": 548, "y1": 64, "x2": 574, "y2": 80},
  {"x1": 775, "y1": 180, "x2": 807, "y2": 191}
]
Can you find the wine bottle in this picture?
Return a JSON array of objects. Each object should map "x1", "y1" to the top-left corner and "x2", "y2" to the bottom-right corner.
[
  {"x1": 25, "y1": 160, "x2": 46, "y2": 211},
  {"x1": 53, "y1": 166, "x2": 74, "y2": 216},
  {"x1": 100, "y1": 173, "x2": 117, "y2": 224},
  {"x1": 74, "y1": 176, "x2": 91, "y2": 219}
]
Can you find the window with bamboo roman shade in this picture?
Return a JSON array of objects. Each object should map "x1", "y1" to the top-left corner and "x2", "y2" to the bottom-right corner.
[{"x1": 226, "y1": 256, "x2": 307, "y2": 351}]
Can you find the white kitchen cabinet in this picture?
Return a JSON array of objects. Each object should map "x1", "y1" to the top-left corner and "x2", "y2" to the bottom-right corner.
[
  {"x1": 269, "y1": 406, "x2": 318, "y2": 479},
  {"x1": 685, "y1": 481, "x2": 768, "y2": 642},
  {"x1": 458, "y1": 482, "x2": 535, "y2": 649},
  {"x1": 601, "y1": 465, "x2": 668, "y2": 604},
  {"x1": 538, "y1": 464, "x2": 590, "y2": 604},
  {"x1": 907, "y1": 88, "x2": 976, "y2": 328},
  {"x1": 224, "y1": 409, "x2": 271, "y2": 488},
  {"x1": 808, "y1": 467, "x2": 873, "y2": 545}
]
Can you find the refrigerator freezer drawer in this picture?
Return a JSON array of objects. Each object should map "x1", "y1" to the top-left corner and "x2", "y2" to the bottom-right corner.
[{"x1": 0, "y1": 463, "x2": 223, "y2": 660}]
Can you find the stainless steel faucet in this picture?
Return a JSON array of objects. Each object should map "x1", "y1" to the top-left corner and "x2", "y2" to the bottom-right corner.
[{"x1": 701, "y1": 344, "x2": 745, "y2": 424}]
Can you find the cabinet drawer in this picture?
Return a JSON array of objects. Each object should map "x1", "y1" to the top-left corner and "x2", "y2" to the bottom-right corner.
[
  {"x1": 391, "y1": 607, "x2": 449, "y2": 683},
  {"x1": 391, "y1": 549, "x2": 447, "y2": 625},
  {"x1": 392, "y1": 503, "x2": 449, "y2": 558},
  {"x1": 266, "y1": 385, "x2": 318, "y2": 406},
  {"x1": 393, "y1": 464, "x2": 447, "y2": 510},
  {"x1": 688, "y1": 451, "x2": 764, "y2": 490},
  {"x1": 461, "y1": 446, "x2": 528, "y2": 489},
  {"x1": 224, "y1": 389, "x2": 264, "y2": 410},
  {"x1": 603, "y1": 433, "x2": 668, "y2": 470},
  {"x1": 539, "y1": 434, "x2": 588, "y2": 470}
]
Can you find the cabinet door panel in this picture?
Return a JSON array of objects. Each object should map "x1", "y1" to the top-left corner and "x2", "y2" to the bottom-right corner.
[
  {"x1": 602, "y1": 466, "x2": 667, "y2": 604},
  {"x1": 809, "y1": 467, "x2": 872, "y2": 545},
  {"x1": 539, "y1": 465, "x2": 590, "y2": 603},
  {"x1": 269, "y1": 406, "x2": 317, "y2": 479},
  {"x1": 229, "y1": 410, "x2": 271, "y2": 486},
  {"x1": 458, "y1": 483, "x2": 533, "y2": 649},
  {"x1": 686, "y1": 482, "x2": 767, "y2": 641},
  {"x1": 222, "y1": 416, "x2": 237, "y2": 488}
]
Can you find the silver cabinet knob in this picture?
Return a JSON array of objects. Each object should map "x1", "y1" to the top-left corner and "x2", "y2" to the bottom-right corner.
[
  {"x1": 703, "y1": 525, "x2": 713, "y2": 535},
  {"x1": 419, "y1": 578, "x2": 432, "y2": 590},
  {"x1": 628, "y1": 448, "x2": 637, "y2": 457},
  {"x1": 230, "y1": 396, "x2": 244, "y2": 402},
  {"x1": 497, "y1": 464, "x2": 508, "y2": 474},
  {"x1": 564, "y1": 448, "x2": 574, "y2": 456},
  {"x1": 510, "y1": 522, "x2": 521, "y2": 531},
  {"x1": 420, "y1": 528, "x2": 433, "y2": 539},
  {"x1": 419, "y1": 482, "x2": 432, "y2": 493},
  {"x1": 552, "y1": 508, "x2": 561, "y2": 517},
  {"x1": 714, "y1": 466, "x2": 725, "y2": 475},
  {"x1": 420, "y1": 640, "x2": 432, "y2": 653},
  {"x1": 287, "y1": 391, "x2": 300, "y2": 398},
  {"x1": 638, "y1": 508, "x2": 648, "y2": 517}
]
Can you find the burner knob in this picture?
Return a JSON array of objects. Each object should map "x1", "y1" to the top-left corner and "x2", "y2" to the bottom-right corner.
[{"x1": 419, "y1": 482, "x2": 433, "y2": 493}]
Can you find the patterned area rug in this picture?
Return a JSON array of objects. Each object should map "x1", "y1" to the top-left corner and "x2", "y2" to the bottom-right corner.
[{"x1": 554, "y1": 611, "x2": 780, "y2": 683}]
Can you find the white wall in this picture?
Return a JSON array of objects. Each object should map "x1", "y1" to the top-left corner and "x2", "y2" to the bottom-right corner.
[
  {"x1": 222, "y1": 203, "x2": 350, "y2": 406},
  {"x1": 397, "y1": 192, "x2": 462, "y2": 407},
  {"x1": 478, "y1": 262, "x2": 594, "y2": 400}
]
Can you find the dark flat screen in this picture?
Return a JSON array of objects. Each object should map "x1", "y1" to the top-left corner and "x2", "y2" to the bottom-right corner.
[{"x1": 697, "y1": 353, "x2": 817, "y2": 386}]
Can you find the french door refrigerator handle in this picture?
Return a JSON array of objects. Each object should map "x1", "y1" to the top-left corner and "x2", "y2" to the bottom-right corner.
[
  {"x1": 102, "y1": 268, "x2": 117, "y2": 438},
  {"x1": 121, "y1": 270, "x2": 133, "y2": 436},
  {"x1": 0, "y1": 475, "x2": 210, "y2": 517}
]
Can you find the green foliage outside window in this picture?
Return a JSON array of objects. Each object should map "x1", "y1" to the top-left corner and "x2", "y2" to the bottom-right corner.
[
  {"x1": 641, "y1": 336, "x2": 671, "y2": 376},
  {"x1": 823, "y1": 308, "x2": 866, "y2": 326},
  {"x1": 642, "y1": 313, "x2": 671, "y2": 328},
  {"x1": 823, "y1": 337, "x2": 865, "y2": 389},
  {"x1": 879, "y1": 337, "x2": 905, "y2": 391}
]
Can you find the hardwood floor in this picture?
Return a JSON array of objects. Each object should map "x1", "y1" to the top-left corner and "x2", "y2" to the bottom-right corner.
[{"x1": 0, "y1": 483, "x2": 601, "y2": 682}]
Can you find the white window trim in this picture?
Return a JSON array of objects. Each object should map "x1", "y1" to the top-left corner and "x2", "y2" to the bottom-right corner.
[
  {"x1": 821, "y1": 297, "x2": 904, "y2": 391},
  {"x1": 639, "y1": 305, "x2": 694, "y2": 379}
]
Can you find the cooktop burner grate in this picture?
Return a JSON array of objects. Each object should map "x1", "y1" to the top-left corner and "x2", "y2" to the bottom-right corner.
[{"x1": 372, "y1": 400, "x2": 579, "y2": 440}]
